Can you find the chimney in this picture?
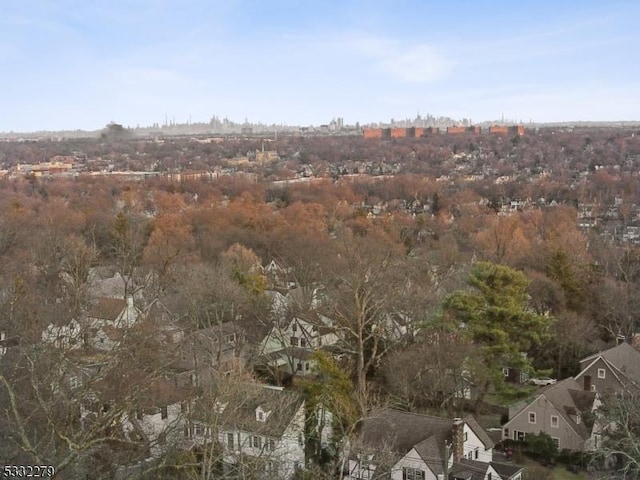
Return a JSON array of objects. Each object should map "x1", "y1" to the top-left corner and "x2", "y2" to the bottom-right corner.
[
  {"x1": 584, "y1": 375, "x2": 592, "y2": 392},
  {"x1": 452, "y1": 418, "x2": 464, "y2": 461}
]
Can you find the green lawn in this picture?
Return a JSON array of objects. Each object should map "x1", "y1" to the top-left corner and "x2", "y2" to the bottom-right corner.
[{"x1": 522, "y1": 459, "x2": 590, "y2": 480}]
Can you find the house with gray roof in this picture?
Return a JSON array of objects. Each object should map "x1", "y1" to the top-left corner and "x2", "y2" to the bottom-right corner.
[
  {"x1": 186, "y1": 382, "x2": 331, "y2": 479},
  {"x1": 575, "y1": 341, "x2": 640, "y2": 397},
  {"x1": 502, "y1": 378, "x2": 600, "y2": 452},
  {"x1": 345, "y1": 409, "x2": 521, "y2": 480}
]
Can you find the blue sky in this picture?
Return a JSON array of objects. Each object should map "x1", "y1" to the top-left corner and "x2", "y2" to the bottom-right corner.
[{"x1": 2, "y1": 0, "x2": 639, "y2": 131}]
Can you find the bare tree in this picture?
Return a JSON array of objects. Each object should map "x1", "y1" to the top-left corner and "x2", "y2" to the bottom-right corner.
[
  {"x1": 595, "y1": 391, "x2": 640, "y2": 478},
  {"x1": 325, "y1": 230, "x2": 405, "y2": 415}
]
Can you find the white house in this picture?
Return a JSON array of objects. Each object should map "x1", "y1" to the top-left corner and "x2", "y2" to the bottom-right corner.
[
  {"x1": 41, "y1": 319, "x2": 83, "y2": 350},
  {"x1": 121, "y1": 380, "x2": 188, "y2": 458},
  {"x1": 346, "y1": 410, "x2": 521, "y2": 480},
  {"x1": 260, "y1": 314, "x2": 339, "y2": 377},
  {"x1": 85, "y1": 296, "x2": 141, "y2": 350},
  {"x1": 186, "y1": 383, "x2": 332, "y2": 479}
]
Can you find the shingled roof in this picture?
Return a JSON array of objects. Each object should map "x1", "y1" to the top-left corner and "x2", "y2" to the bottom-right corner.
[
  {"x1": 357, "y1": 409, "x2": 454, "y2": 456},
  {"x1": 355, "y1": 409, "x2": 494, "y2": 476},
  {"x1": 524, "y1": 378, "x2": 597, "y2": 440},
  {"x1": 579, "y1": 342, "x2": 640, "y2": 386},
  {"x1": 193, "y1": 382, "x2": 304, "y2": 438}
]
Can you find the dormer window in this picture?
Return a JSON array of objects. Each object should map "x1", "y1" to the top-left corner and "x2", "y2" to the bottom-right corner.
[
  {"x1": 215, "y1": 401, "x2": 228, "y2": 414},
  {"x1": 256, "y1": 406, "x2": 271, "y2": 422}
]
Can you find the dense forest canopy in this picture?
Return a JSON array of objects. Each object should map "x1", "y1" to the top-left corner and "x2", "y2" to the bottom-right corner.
[{"x1": 1, "y1": 127, "x2": 640, "y2": 477}]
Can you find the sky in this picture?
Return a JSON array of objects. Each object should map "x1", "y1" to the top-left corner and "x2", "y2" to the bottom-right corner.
[{"x1": 2, "y1": 0, "x2": 640, "y2": 132}]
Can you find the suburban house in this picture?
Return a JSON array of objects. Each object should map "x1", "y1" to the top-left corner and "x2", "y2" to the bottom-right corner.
[
  {"x1": 41, "y1": 318, "x2": 83, "y2": 350},
  {"x1": 185, "y1": 383, "x2": 331, "y2": 479},
  {"x1": 40, "y1": 297, "x2": 141, "y2": 352},
  {"x1": 345, "y1": 409, "x2": 521, "y2": 480},
  {"x1": 263, "y1": 259, "x2": 295, "y2": 290},
  {"x1": 176, "y1": 321, "x2": 247, "y2": 375},
  {"x1": 259, "y1": 314, "x2": 338, "y2": 377},
  {"x1": 85, "y1": 296, "x2": 141, "y2": 350},
  {"x1": 122, "y1": 379, "x2": 190, "y2": 458},
  {"x1": 502, "y1": 378, "x2": 600, "y2": 451},
  {"x1": 575, "y1": 341, "x2": 640, "y2": 397}
]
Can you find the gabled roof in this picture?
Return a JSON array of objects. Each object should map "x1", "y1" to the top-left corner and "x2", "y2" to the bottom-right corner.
[
  {"x1": 357, "y1": 409, "x2": 454, "y2": 456},
  {"x1": 490, "y1": 461, "x2": 524, "y2": 480},
  {"x1": 464, "y1": 414, "x2": 495, "y2": 450},
  {"x1": 508, "y1": 378, "x2": 596, "y2": 441},
  {"x1": 194, "y1": 383, "x2": 304, "y2": 438},
  {"x1": 579, "y1": 342, "x2": 640, "y2": 385},
  {"x1": 413, "y1": 435, "x2": 449, "y2": 475}
]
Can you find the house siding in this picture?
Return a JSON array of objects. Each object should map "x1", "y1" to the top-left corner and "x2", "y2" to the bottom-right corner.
[
  {"x1": 463, "y1": 424, "x2": 492, "y2": 463},
  {"x1": 391, "y1": 448, "x2": 437, "y2": 480},
  {"x1": 577, "y1": 357, "x2": 624, "y2": 396},
  {"x1": 503, "y1": 396, "x2": 583, "y2": 451},
  {"x1": 215, "y1": 403, "x2": 306, "y2": 479}
]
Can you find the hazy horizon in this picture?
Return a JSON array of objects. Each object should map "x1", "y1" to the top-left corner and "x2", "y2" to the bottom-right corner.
[{"x1": 3, "y1": 0, "x2": 639, "y2": 132}]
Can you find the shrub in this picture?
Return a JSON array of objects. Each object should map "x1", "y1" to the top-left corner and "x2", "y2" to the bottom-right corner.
[{"x1": 525, "y1": 431, "x2": 558, "y2": 460}]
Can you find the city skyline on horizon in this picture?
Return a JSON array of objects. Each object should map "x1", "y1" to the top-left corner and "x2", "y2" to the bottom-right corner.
[{"x1": 2, "y1": 0, "x2": 639, "y2": 133}]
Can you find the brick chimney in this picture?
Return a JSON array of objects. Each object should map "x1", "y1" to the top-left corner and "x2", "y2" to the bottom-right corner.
[{"x1": 452, "y1": 418, "x2": 465, "y2": 460}]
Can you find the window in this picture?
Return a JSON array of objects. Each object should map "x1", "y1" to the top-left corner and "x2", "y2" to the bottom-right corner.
[
  {"x1": 551, "y1": 415, "x2": 559, "y2": 428},
  {"x1": 267, "y1": 438, "x2": 275, "y2": 451},
  {"x1": 257, "y1": 411, "x2": 264, "y2": 421},
  {"x1": 464, "y1": 432, "x2": 468, "y2": 441},
  {"x1": 488, "y1": 473, "x2": 492, "y2": 480},
  {"x1": 502, "y1": 367, "x2": 510, "y2": 377},
  {"x1": 305, "y1": 362, "x2": 310, "y2": 371},
  {"x1": 252, "y1": 436, "x2": 262, "y2": 449},
  {"x1": 161, "y1": 406, "x2": 168, "y2": 420},
  {"x1": 297, "y1": 362, "x2": 303, "y2": 371},
  {"x1": 552, "y1": 437, "x2": 560, "y2": 448},
  {"x1": 227, "y1": 433, "x2": 234, "y2": 449},
  {"x1": 300, "y1": 338, "x2": 306, "y2": 347},
  {"x1": 290, "y1": 337, "x2": 299, "y2": 347},
  {"x1": 474, "y1": 448, "x2": 479, "y2": 459},
  {"x1": 597, "y1": 368, "x2": 606, "y2": 379},
  {"x1": 528, "y1": 412, "x2": 536, "y2": 424},
  {"x1": 403, "y1": 467, "x2": 425, "y2": 480},
  {"x1": 576, "y1": 415, "x2": 581, "y2": 425}
]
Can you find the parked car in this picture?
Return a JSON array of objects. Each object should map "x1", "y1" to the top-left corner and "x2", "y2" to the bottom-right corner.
[{"x1": 530, "y1": 377, "x2": 557, "y2": 386}]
